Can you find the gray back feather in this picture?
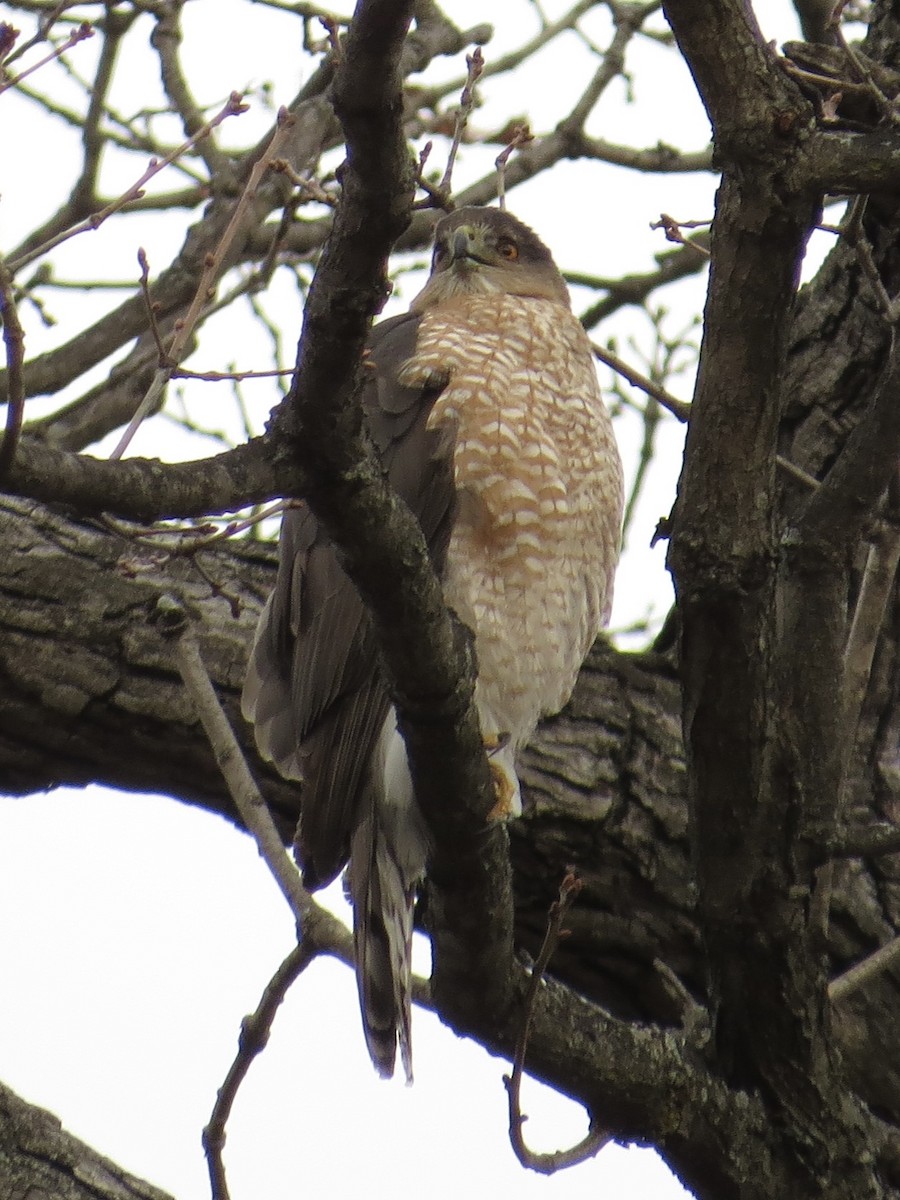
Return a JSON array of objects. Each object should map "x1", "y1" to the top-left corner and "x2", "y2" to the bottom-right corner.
[{"x1": 242, "y1": 310, "x2": 456, "y2": 1075}]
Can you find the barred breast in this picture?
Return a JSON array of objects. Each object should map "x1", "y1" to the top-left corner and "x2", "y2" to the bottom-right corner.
[{"x1": 398, "y1": 294, "x2": 623, "y2": 773}]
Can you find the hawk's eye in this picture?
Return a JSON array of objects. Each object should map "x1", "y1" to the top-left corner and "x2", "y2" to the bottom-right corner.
[{"x1": 497, "y1": 238, "x2": 519, "y2": 261}]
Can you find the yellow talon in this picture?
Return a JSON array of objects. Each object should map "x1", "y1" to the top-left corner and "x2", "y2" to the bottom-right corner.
[
  {"x1": 488, "y1": 759, "x2": 517, "y2": 820},
  {"x1": 484, "y1": 732, "x2": 516, "y2": 820}
]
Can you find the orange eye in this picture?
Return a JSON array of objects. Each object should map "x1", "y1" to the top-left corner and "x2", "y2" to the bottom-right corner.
[{"x1": 498, "y1": 239, "x2": 519, "y2": 261}]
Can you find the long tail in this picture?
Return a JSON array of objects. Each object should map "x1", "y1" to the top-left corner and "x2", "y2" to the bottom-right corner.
[{"x1": 347, "y1": 710, "x2": 427, "y2": 1082}]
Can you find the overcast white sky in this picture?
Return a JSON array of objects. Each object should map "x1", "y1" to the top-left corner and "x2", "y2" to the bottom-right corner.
[{"x1": 0, "y1": 2, "x2": 816, "y2": 1197}]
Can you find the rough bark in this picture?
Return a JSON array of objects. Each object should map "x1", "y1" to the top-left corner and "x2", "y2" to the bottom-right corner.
[
  {"x1": 5, "y1": 0, "x2": 900, "y2": 1195},
  {"x1": 0, "y1": 1082, "x2": 174, "y2": 1200},
  {"x1": 1, "y1": 476, "x2": 899, "y2": 1193}
]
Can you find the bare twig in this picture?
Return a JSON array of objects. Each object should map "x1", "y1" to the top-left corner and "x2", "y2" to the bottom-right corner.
[
  {"x1": 8, "y1": 73, "x2": 188, "y2": 165},
  {"x1": 776, "y1": 455, "x2": 821, "y2": 492},
  {"x1": 650, "y1": 213, "x2": 712, "y2": 256},
  {"x1": 573, "y1": 134, "x2": 711, "y2": 172},
  {"x1": 174, "y1": 626, "x2": 437, "y2": 978},
  {"x1": 252, "y1": 190, "x2": 305, "y2": 287},
  {"x1": 151, "y1": 3, "x2": 232, "y2": 179},
  {"x1": 653, "y1": 958, "x2": 711, "y2": 1044},
  {"x1": 173, "y1": 364, "x2": 294, "y2": 383},
  {"x1": 103, "y1": 499, "x2": 295, "y2": 555},
  {"x1": 136, "y1": 247, "x2": 167, "y2": 360},
  {"x1": 178, "y1": 620, "x2": 445, "y2": 966},
  {"x1": 843, "y1": 474, "x2": 900, "y2": 744},
  {"x1": 178, "y1": 621, "x2": 435, "y2": 1197},
  {"x1": 203, "y1": 942, "x2": 315, "y2": 1200},
  {"x1": 413, "y1": 137, "x2": 433, "y2": 186},
  {"x1": 504, "y1": 874, "x2": 611, "y2": 1173},
  {"x1": 557, "y1": 3, "x2": 647, "y2": 136},
  {"x1": 0, "y1": 258, "x2": 26, "y2": 477},
  {"x1": 842, "y1": 196, "x2": 900, "y2": 321},
  {"x1": 270, "y1": 158, "x2": 339, "y2": 206},
  {"x1": 110, "y1": 105, "x2": 295, "y2": 460},
  {"x1": 0, "y1": 18, "x2": 92, "y2": 94},
  {"x1": 247, "y1": 1, "x2": 349, "y2": 23},
  {"x1": 175, "y1": 629, "x2": 320, "y2": 923},
  {"x1": 617, "y1": 310, "x2": 697, "y2": 538},
  {"x1": 435, "y1": 46, "x2": 483, "y2": 198},
  {"x1": 495, "y1": 123, "x2": 533, "y2": 211},
  {"x1": 2, "y1": 2, "x2": 81, "y2": 69},
  {"x1": 418, "y1": 0, "x2": 592, "y2": 102},
  {"x1": 577, "y1": 235, "x2": 711, "y2": 329},
  {"x1": 831, "y1": 0, "x2": 900, "y2": 126},
  {"x1": 592, "y1": 339, "x2": 691, "y2": 422},
  {"x1": 413, "y1": 138, "x2": 455, "y2": 210},
  {"x1": 830, "y1": 934, "x2": 900, "y2": 1004},
  {"x1": 8, "y1": 90, "x2": 249, "y2": 275}
]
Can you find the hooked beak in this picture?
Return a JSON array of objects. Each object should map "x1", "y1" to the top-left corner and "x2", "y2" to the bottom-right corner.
[{"x1": 447, "y1": 225, "x2": 488, "y2": 268}]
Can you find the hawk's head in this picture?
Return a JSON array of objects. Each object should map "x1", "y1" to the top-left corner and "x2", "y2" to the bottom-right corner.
[{"x1": 411, "y1": 207, "x2": 570, "y2": 312}]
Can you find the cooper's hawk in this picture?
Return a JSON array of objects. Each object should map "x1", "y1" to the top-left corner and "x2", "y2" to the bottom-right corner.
[{"x1": 242, "y1": 207, "x2": 623, "y2": 1080}]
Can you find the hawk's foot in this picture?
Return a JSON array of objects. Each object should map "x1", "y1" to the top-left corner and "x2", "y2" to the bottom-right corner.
[
  {"x1": 484, "y1": 732, "x2": 516, "y2": 820},
  {"x1": 488, "y1": 760, "x2": 518, "y2": 820}
]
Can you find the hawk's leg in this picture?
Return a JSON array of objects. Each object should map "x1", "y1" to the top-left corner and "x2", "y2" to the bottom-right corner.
[{"x1": 484, "y1": 731, "x2": 519, "y2": 820}]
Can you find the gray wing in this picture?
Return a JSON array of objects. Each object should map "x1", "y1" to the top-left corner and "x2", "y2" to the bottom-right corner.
[{"x1": 242, "y1": 311, "x2": 456, "y2": 889}]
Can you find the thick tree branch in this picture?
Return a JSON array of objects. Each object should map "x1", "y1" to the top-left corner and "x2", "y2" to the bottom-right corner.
[
  {"x1": 2, "y1": 433, "x2": 285, "y2": 520},
  {"x1": 578, "y1": 234, "x2": 711, "y2": 328},
  {"x1": 664, "y1": 0, "x2": 867, "y2": 1169},
  {"x1": 663, "y1": 0, "x2": 810, "y2": 148},
  {"x1": 805, "y1": 127, "x2": 900, "y2": 193},
  {"x1": 267, "y1": 0, "x2": 515, "y2": 1032},
  {"x1": 0, "y1": 1081, "x2": 174, "y2": 1200},
  {"x1": 670, "y1": 159, "x2": 830, "y2": 1100}
]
